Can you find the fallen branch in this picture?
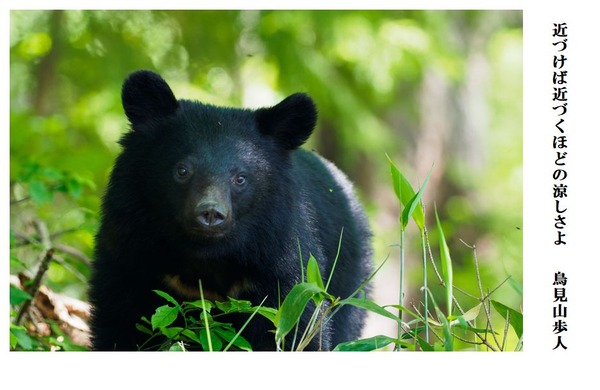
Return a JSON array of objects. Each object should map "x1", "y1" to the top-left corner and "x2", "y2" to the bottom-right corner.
[{"x1": 16, "y1": 248, "x2": 54, "y2": 325}]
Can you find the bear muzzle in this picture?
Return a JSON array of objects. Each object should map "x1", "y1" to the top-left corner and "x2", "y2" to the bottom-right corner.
[
  {"x1": 193, "y1": 200, "x2": 232, "y2": 237},
  {"x1": 196, "y1": 201, "x2": 228, "y2": 227}
]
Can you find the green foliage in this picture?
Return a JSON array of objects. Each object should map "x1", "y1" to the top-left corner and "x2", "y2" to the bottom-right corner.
[
  {"x1": 14, "y1": 162, "x2": 96, "y2": 205},
  {"x1": 387, "y1": 154, "x2": 426, "y2": 230},
  {"x1": 10, "y1": 285, "x2": 33, "y2": 306},
  {"x1": 138, "y1": 291, "x2": 269, "y2": 351},
  {"x1": 333, "y1": 335, "x2": 402, "y2": 352},
  {"x1": 373, "y1": 159, "x2": 522, "y2": 352},
  {"x1": 10, "y1": 160, "x2": 96, "y2": 351},
  {"x1": 9, "y1": 10, "x2": 522, "y2": 352}
]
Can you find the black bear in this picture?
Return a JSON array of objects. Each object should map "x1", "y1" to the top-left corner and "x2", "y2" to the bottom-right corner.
[{"x1": 88, "y1": 70, "x2": 372, "y2": 351}]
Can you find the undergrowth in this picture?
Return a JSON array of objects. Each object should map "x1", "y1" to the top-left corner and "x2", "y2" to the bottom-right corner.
[{"x1": 9, "y1": 157, "x2": 523, "y2": 351}]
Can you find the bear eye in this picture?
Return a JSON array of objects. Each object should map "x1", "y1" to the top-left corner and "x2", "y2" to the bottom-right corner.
[
  {"x1": 233, "y1": 174, "x2": 246, "y2": 186},
  {"x1": 175, "y1": 165, "x2": 191, "y2": 179}
]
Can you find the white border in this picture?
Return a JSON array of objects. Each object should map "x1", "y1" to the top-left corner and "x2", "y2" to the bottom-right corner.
[{"x1": 4, "y1": 0, "x2": 599, "y2": 387}]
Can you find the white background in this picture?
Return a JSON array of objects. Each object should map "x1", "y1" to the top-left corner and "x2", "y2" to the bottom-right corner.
[{"x1": 2, "y1": 0, "x2": 598, "y2": 388}]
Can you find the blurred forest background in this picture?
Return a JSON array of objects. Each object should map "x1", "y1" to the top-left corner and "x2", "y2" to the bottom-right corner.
[{"x1": 9, "y1": 10, "x2": 523, "y2": 350}]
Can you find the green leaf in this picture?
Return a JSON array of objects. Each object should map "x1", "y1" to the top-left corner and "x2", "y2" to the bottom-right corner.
[
  {"x1": 425, "y1": 288, "x2": 453, "y2": 351},
  {"x1": 10, "y1": 285, "x2": 33, "y2": 306},
  {"x1": 10, "y1": 329, "x2": 19, "y2": 349},
  {"x1": 491, "y1": 300, "x2": 523, "y2": 339},
  {"x1": 10, "y1": 324, "x2": 33, "y2": 350},
  {"x1": 151, "y1": 305, "x2": 179, "y2": 330},
  {"x1": 275, "y1": 282, "x2": 326, "y2": 341},
  {"x1": 215, "y1": 298, "x2": 252, "y2": 313},
  {"x1": 135, "y1": 323, "x2": 153, "y2": 336},
  {"x1": 400, "y1": 167, "x2": 431, "y2": 230},
  {"x1": 417, "y1": 336, "x2": 434, "y2": 351},
  {"x1": 435, "y1": 204, "x2": 453, "y2": 315},
  {"x1": 341, "y1": 298, "x2": 403, "y2": 324},
  {"x1": 65, "y1": 177, "x2": 83, "y2": 199},
  {"x1": 214, "y1": 327, "x2": 252, "y2": 351},
  {"x1": 160, "y1": 326, "x2": 184, "y2": 339},
  {"x1": 199, "y1": 328, "x2": 223, "y2": 351},
  {"x1": 255, "y1": 307, "x2": 278, "y2": 324},
  {"x1": 38, "y1": 166, "x2": 64, "y2": 181},
  {"x1": 223, "y1": 296, "x2": 268, "y2": 351},
  {"x1": 214, "y1": 297, "x2": 277, "y2": 324},
  {"x1": 386, "y1": 154, "x2": 425, "y2": 229},
  {"x1": 436, "y1": 306, "x2": 454, "y2": 351},
  {"x1": 179, "y1": 329, "x2": 202, "y2": 345},
  {"x1": 463, "y1": 327, "x2": 498, "y2": 335},
  {"x1": 153, "y1": 290, "x2": 181, "y2": 309},
  {"x1": 306, "y1": 254, "x2": 325, "y2": 291},
  {"x1": 333, "y1": 335, "x2": 399, "y2": 351},
  {"x1": 449, "y1": 303, "x2": 482, "y2": 326},
  {"x1": 168, "y1": 342, "x2": 185, "y2": 351},
  {"x1": 186, "y1": 299, "x2": 213, "y2": 311},
  {"x1": 29, "y1": 178, "x2": 53, "y2": 204}
]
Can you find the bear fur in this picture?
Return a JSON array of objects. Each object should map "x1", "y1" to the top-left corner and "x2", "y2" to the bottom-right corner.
[{"x1": 88, "y1": 70, "x2": 372, "y2": 351}]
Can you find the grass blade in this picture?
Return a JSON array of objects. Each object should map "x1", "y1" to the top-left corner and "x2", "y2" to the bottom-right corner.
[
  {"x1": 198, "y1": 279, "x2": 212, "y2": 351},
  {"x1": 435, "y1": 204, "x2": 453, "y2": 316},
  {"x1": 223, "y1": 296, "x2": 268, "y2": 351}
]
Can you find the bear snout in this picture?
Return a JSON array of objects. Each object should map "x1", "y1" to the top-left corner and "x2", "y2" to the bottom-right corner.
[{"x1": 195, "y1": 201, "x2": 229, "y2": 228}]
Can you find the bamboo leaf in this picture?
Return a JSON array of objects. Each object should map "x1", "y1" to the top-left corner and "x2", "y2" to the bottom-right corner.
[
  {"x1": 386, "y1": 154, "x2": 425, "y2": 229},
  {"x1": 306, "y1": 254, "x2": 325, "y2": 291},
  {"x1": 400, "y1": 166, "x2": 432, "y2": 230},
  {"x1": 341, "y1": 297, "x2": 403, "y2": 324},
  {"x1": 417, "y1": 336, "x2": 434, "y2": 351},
  {"x1": 435, "y1": 204, "x2": 453, "y2": 316},
  {"x1": 275, "y1": 282, "x2": 326, "y2": 341},
  {"x1": 491, "y1": 300, "x2": 523, "y2": 339},
  {"x1": 449, "y1": 303, "x2": 482, "y2": 326},
  {"x1": 333, "y1": 335, "x2": 405, "y2": 351}
]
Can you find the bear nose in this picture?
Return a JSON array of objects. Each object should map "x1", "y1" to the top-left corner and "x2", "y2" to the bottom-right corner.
[{"x1": 196, "y1": 202, "x2": 227, "y2": 227}]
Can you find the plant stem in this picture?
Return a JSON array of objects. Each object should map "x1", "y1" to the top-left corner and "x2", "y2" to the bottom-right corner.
[
  {"x1": 420, "y1": 229, "x2": 429, "y2": 343},
  {"x1": 396, "y1": 227, "x2": 405, "y2": 351}
]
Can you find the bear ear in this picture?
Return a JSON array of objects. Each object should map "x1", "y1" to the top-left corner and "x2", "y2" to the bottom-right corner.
[
  {"x1": 121, "y1": 70, "x2": 179, "y2": 125},
  {"x1": 255, "y1": 93, "x2": 317, "y2": 150}
]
